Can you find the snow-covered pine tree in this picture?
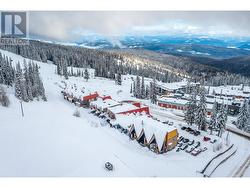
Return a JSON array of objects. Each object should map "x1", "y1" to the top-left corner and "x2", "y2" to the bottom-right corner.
[
  {"x1": 145, "y1": 85, "x2": 150, "y2": 99},
  {"x1": 210, "y1": 102, "x2": 218, "y2": 135},
  {"x1": 135, "y1": 76, "x2": 141, "y2": 98},
  {"x1": 184, "y1": 91, "x2": 197, "y2": 126},
  {"x1": 217, "y1": 104, "x2": 228, "y2": 137},
  {"x1": 34, "y1": 63, "x2": 47, "y2": 101},
  {"x1": 84, "y1": 68, "x2": 89, "y2": 82},
  {"x1": 21, "y1": 79, "x2": 29, "y2": 102},
  {"x1": 70, "y1": 66, "x2": 74, "y2": 76},
  {"x1": 185, "y1": 79, "x2": 191, "y2": 94},
  {"x1": 236, "y1": 100, "x2": 250, "y2": 132},
  {"x1": 0, "y1": 86, "x2": 10, "y2": 107},
  {"x1": 150, "y1": 78, "x2": 157, "y2": 104},
  {"x1": 133, "y1": 80, "x2": 136, "y2": 97},
  {"x1": 0, "y1": 55, "x2": 15, "y2": 86},
  {"x1": 195, "y1": 86, "x2": 207, "y2": 131},
  {"x1": 116, "y1": 72, "x2": 122, "y2": 85},
  {"x1": 14, "y1": 62, "x2": 23, "y2": 100},
  {"x1": 23, "y1": 61, "x2": 33, "y2": 101},
  {"x1": 62, "y1": 61, "x2": 68, "y2": 80},
  {"x1": 56, "y1": 61, "x2": 62, "y2": 75},
  {"x1": 141, "y1": 76, "x2": 145, "y2": 99}
]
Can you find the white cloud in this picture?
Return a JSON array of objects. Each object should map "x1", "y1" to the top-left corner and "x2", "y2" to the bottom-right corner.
[{"x1": 28, "y1": 11, "x2": 250, "y2": 42}]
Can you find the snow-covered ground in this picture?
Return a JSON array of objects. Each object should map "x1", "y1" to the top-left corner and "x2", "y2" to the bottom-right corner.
[{"x1": 0, "y1": 49, "x2": 250, "y2": 177}]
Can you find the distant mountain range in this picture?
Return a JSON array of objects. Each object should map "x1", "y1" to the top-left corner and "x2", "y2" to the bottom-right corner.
[{"x1": 74, "y1": 35, "x2": 250, "y2": 59}]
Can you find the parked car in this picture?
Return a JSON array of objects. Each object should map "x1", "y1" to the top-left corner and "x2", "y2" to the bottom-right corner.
[
  {"x1": 99, "y1": 114, "x2": 106, "y2": 119},
  {"x1": 191, "y1": 148, "x2": 202, "y2": 156},
  {"x1": 188, "y1": 140, "x2": 194, "y2": 146},
  {"x1": 185, "y1": 147, "x2": 194, "y2": 153},
  {"x1": 95, "y1": 112, "x2": 101, "y2": 116},
  {"x1": 162, "y1": 121, "x2": 169, "y2": 124},
  {"x1": 90, "y1": 109, "x2": 96, "y2": 114},
  {"x1": 178, "y1": 143, "x2": 183, "y2": 147},
  {"x1": 202, "y1": 147, "x2": 207, "y2": 152},
  {"x1": 194, "y1": 141, "x2": 201, "y2": 148},
  {"x1": 194, "y1": 131, "x2": 201, "y2": 136},
  {"x1": 181, "y1": 126, "x2": 187, "y2": 130},
  {"x1": 189, "y1": 130, "x2": 195, "y2": 134},
  {"x1": 181, "y1": 144, "x2": 188, "y2": 150},
  {"x1": 203, "y1": 136, "x2": 211, "y2": 142},
  {"x1": 105, "y1": 162, "x2": 113, "y2": 171},
  {"x1": 210, "y1": 139, "x2": 217, "y2": 144},
  {"x1": 178, "y1": 136, "x2": 184, "y2": 142},
  {"x1": 183, "y1": 138, "x2": 189, "y2": 143}
]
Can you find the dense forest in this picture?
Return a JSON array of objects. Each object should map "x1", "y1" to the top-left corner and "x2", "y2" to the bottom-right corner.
[{"x1": 0, "y1": 39, "x2": 249, "y2": 86}]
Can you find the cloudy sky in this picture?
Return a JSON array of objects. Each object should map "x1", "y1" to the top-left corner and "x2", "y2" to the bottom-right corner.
[{"x1": 28, "y1": 11, "x2": 250, "y2": 42}]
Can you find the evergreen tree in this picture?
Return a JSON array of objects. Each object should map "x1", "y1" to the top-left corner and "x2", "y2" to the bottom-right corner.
[
  {"x1": 150, "y1": 78, "x2": 157, "y2": 104},
  {"x1": 133, "y1": 81, "x2": 136, "y2": 97},
  {"x1": 135, "y1": 76, "x2": 141, "y2": 98},
  {"x1": 0, "y1": 86, "x2": 10, "y2": 107},
  {"x1": 145, "y1": 85, "x2": 150, "y2": 99},
  {"x1": 217, "y1": 104, "x2": 228, "y2": 137},
  {"x1": 62, "y1": 61, "x2": 68, "y2": 80},
  {"x1": 84, "y1": 68, "x2": 89, "y2": 81},
  {"x1": 210, "y1": 102, "x2": 218, "y2": 135},
  {"x1": 141, "y1": 76, "x2": 145, "y2": 99},
  {"x1": 195, "y1": 86, "x2": 207, "y2": 130},
  {"x1": 236, "y1": 100, "x2": 250, "y2": 132},
  {"x1": 116, "y1": 72, "x2": 122, "y2": 85},
  {"x1": 14, "y1": 62, "x2": 23, "y2": 100},
  {"x1": 184, "y1": 91, "x2": 197, "y2": 126}
]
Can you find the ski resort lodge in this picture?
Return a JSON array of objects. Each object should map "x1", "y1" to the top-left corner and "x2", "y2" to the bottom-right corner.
[
  {"x1": 156, "y1": 80, "x2": 200, "y2": 95},
  {"x1": 114, "y1": 114, "x2": 178, "y2": 153}
]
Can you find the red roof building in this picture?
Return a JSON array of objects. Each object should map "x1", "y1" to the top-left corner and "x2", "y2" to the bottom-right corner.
[{"x1": 83, "y1": 92, "x2": 99, "y2": 101}]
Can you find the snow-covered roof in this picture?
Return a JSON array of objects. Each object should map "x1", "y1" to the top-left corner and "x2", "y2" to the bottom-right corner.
[
  {"x1": 206, "y1": 85, "x2": 250, "y2": 98},
  {"x1": 158, "y1": 97, "x2": 188, "y2": 105},
  {"x1": 107, "y1": 103, "x2": 140, "y2": 114},
  {"x1": 91, "y1": 98, "x2": 120, "y2": 109},
  {"x1": 114, "y1": 114, "x2": 177, "y2": 149},
  {"x1": 157, "y1": 81, "x2": 199, "y2": 91}
]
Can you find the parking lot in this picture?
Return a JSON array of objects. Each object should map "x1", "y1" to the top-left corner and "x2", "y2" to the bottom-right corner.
[{"x1": 176, "y1": 125, "x2": 219, "y2": 157}]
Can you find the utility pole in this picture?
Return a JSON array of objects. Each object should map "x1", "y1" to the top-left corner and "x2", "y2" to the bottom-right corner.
[
  {"x1": 226, "y1": 131, "x2": 230, "y2": 146},
  {"x1": 20, "y1": 100, "x2": 24, "y2": 117}
]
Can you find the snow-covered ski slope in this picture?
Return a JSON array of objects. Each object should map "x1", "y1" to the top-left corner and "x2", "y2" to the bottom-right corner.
[{"x1": 0, "y1": 49, "x2": 250, "y2": 177}]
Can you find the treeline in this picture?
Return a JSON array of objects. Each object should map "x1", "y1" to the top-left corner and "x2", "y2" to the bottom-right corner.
[
  {"x1": 205, "y1": 72, "x2": 250, "y2": 86},
  {"x1": 56, "y1": 62, "x2": 90, "y2": 81},
  {"x1": 0, "y1": 53, "x2": 47, "y2": 102},
  {"x1": 15, "y1": 61, "x2": 47, "y2": 102},
  {"x1": 0, "y1": 39, "x2": 249, "y2": 86},
  {"x1": 131, "y1": 76, "x2": 157, "y2": 104},
  {"x1": 0, "y1": 40, "x2": 182, "y2": 83},
  {"x1": 184, "y1": 85, "x2": 228, "y2": 137}
]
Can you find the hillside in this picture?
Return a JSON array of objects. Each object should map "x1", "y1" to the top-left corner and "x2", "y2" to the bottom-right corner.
[{"x1": 0, "y1": 49, "x2": 250, "y2": 177}]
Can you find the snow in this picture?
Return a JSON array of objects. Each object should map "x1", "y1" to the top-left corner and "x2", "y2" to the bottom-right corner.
[
  {"x1": 67, "y1": 67, "x2": 95, "y2": 79},
  {"x1": 107, "y1": 103, "x2": 140, "y2": 114},
  {"x1": 158, "y1": 96, "x2": 188, "y2": 105},
  {"x1": 91, "y1": 98, "x2": 120, "y2": 109},
  {"x1": 206, "y1": 85, "x2": 250, "y2": 99},
  {"x1": 156, "y1": 80, "x2": 199, "y2": 92},
  {"x1": 0, "y1": 49, "x2": 250, "y2": 177},
  {"x1": 114, "y1": 114, "x2": 176, "y2": 149}
]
